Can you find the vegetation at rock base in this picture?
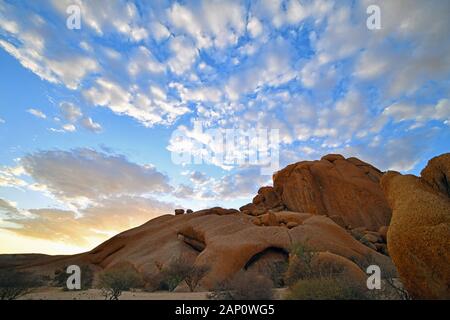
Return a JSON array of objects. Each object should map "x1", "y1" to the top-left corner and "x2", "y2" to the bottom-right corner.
[
  {"x1": 53, "y1": 265, "x2": 94, "y2": 290},
  {"x1": 98, "y1": 263, "x2": 143, "y2": 300},
  {"x1": 156, "y1": 257, "x2": 209, "y2": 292},
  {"x1": 0, "y1": 269, "x2": 41, "y2": 300},
  {"x1": 208, "y1": 271, "x2": 274, "y2": 300}
]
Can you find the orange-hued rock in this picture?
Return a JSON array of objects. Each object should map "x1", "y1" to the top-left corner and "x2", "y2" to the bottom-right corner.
[
  {"x1": 273, "y1": 154, "x2": 391, "y2": 230},
  {"x1": 9, "y1": 210, "x2": 394, "y2": 291},
  {"x1": 420, "y1": 153, "x2": 450, "y2": 197},
  {"x1": 311, "y1": 252, "x2": 367, "y2": 286},
  {"x1": 381, "y1": 165, "x2": 450, "y2": 299},
  {"x1": 240, "y1": 186, "x2": 284, "y2": 216}
]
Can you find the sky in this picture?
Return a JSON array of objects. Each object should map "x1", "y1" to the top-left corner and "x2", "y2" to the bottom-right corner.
[{"x1": 0, "y1": 0, "x2": 449, "y2": 255}]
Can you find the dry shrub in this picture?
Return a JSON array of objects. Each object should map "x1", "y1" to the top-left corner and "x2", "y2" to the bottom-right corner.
[
  {"x1": 157, "y1": 257, "x2": 209, "y2": 292},
  {"x1": 0, "y1": 269, "x2": 41, "y2": 300},
  {"x1": 98, "y1": 262, "x2": 143, "y2": 300},
  {"x1": 208, "y1": 271, "x2": 274, "y2": 300},
  {"x1": 287, "y1": 276, "x2": 369, "y2": 300}
]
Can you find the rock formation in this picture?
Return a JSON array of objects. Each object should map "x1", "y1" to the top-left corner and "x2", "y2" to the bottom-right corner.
[
  {"x1": 241, "y1": 154, "x2": 391, "y2": 231},
  {"x1": 381, "y1": 153, "x2": 450, "y2": 299},
  {"x1": 9, "y1": 208, "x2": 394, "y2": 291}
]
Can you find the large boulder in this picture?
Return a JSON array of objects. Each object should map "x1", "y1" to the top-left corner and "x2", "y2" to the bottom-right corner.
[
  {"x1": 272, "y1": 154, "x2": 391, "y2": 230},
  {"x1": 381, "y1": 156, "x2": 450, "y2": 299}
]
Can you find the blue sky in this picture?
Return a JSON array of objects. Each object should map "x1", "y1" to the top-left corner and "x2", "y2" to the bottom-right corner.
[{"x1": 0, "y1": 0, "x2": 449, "y2": 254}]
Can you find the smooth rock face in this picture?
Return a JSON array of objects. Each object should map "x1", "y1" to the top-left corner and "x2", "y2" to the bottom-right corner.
[
  {"x1": 272, "y1": 154, "x2": 391, "y2": 230},
  {"x1": 381, "y1": 162, "x2": 450, "y2": 299}
]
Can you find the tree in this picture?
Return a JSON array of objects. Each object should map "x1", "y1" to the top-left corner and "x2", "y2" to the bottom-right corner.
[
  {"x1": 98, "y1": 263, "x2": 143, "y2": 300},
  {"x1": 0, "y1": 269, "x2": 41, "y2": 300},
  {"x1": 159, "y1": 257, "x2": 209, "y2": 292}
]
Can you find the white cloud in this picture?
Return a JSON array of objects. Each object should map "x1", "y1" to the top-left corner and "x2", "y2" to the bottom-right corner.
[
  {"x1": 0, "y1": 2, "x2": 99, "y2": 90},
  {"x1": 247, "y1": 17, "x2": 263, "y2": 38},
  {"x1": 128, "y1": 46, "x2": 165, "y2": 76},
  {"x1": 51, "y1": 0, "x2": 148, "y2": 42},
  {"x1": 151, "y1": 22, "x2": 171, "y2": 42},
  {"x1": 27, "y1": 108, "x2": 46, "y2": 119},
  {"x1": 0, "y1": 118, "x2": 5, "y2": 124},
  {"x1": 81, "y1": 117, "x2": 102, "y2": 133},
  {"x1": 84, "y1": 77, "x2": 190, "y2": 127},
  {"x1": 168, "y1": 36, "x2": 198, "y2": 75},
  {"x1": 383, "y1": 99, "x2": 450, "y2": 127},
  {"x1": 20, "y1": 148, "x2": 172, "y2": 203},
  {"x1": 59, "y1": 102, "x2": 82, "y2": 122},
  {"x1": 62, "y1": 124, "x2": 76, "y2": 132}
]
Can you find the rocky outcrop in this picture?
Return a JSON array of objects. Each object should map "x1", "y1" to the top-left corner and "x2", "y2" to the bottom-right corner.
[
  {"x1": 240, "y1": 186, "x2": 285, "y2": 216},
  {"x1": 271, "y1": 154, "x2": 391, "y2": 230},
  {"x1": 239, "y1": 154, "x2": 391, "y2": 231},
  {"x1": 9, "y1": 209, "x2": 394, "y2": 291},
  {"x1": 381, "y1": 154, "x2": 450, "y2": 299}
]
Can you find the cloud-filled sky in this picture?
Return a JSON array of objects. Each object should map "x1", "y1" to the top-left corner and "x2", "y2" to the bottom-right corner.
[{"x1": 0, "y1": 0, "x2": 449, "y2": 254}]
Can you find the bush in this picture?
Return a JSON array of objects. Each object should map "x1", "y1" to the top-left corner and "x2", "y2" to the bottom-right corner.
[
  {"x1": 0, "y1": 269, "x2": 41, "y2": 300},
  {"x1": 53, "y1": 265, "x2": 94, "y2": 290},
  {"x1": 157, "y1": 257, "x2": 209, "y2": 292},
  {"x1": 261, "y1": 260, "x2": 287, "y2": 288},
  {"x1": 287, "y1": 276, "x2": 369, "y2": 300},
  {"x1": 208, "y1": 271, "x2": 274, "y2": 300},
  {"x1": 98, "y1": 263, "x2": 143, "y2": 300},
  {"x1": 285, "y1": 242, "x2": 317, "y2": 285},
  {"x1": 184, "y1": 264, "x2": 210, "y2": 292}
]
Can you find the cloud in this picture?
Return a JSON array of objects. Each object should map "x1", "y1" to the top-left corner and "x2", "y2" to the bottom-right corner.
[
  {"x1": 0, "y1": 1, "x2": 99, "y2": 89},
  {"x1": 2, "y1": 196, "x2": 173, "y2": 246},
  {"x1": 0, "y1": 118, "x2": 5, "y2": 124},
  {"x1": 167, "y1": 36, "x2": 198, "y2": 75},
  {"x1": 51, "y1": 0, "x2": 149, "y2": 42},
  {"x1": 81, "y1": 117, "x2": 102, "y2": 132},
  {"x1": 20, "y1": 148, "x2": 172, "y2": 203},
  {"x1": 382, "y1": 99, "x2": 450, "y2": 128},
  {"x1": 59, "y1": 102, "x2": 82, "y2": 122},
  {"x1": 62, "y1": 124, "x2": 76, "y2": 132},
  {"x1": 27, "y1": 108, "x2": 46, "y2": 119},
  {"x1": 84, "y1": 77, "x2": 190, "y2": 127},
  {"x1": 247, "y1": 17, "x2": 263, "y2": 38}
]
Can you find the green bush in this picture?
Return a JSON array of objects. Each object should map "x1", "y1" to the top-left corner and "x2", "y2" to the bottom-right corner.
[
  {"x1": 262, "y1": 260, "x2": 288, "y2": 288},
  {"x1": 0, "y1": 269, "x2": 41, "y2": 300},
  {"x1": 98, "y1": 263, "x2": 143, "y2": 300},
  {"x1": 285, "y1": 242, "x2": 317, "y2": 285},
  {"x1": 287, "y1": 276, "x2": 369, "y2": 300}
]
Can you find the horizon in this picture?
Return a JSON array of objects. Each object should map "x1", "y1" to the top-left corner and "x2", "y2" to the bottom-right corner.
[{"x1": 0, "y1": 0, "x2": 449, "y2": 255}]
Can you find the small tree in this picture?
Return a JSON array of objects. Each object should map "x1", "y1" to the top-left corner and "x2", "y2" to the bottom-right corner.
[
  {"x1": 0, "y1": 269, "x2": 41, "y2": 300},
  {"x1": 156, "y1": 258, "x2": 209, "y2": 292},
  {"x1": 98, "y1": 263, "x2": 143, "y2": 300},
  {"x1": 160, "y1": 257, "x2": 190, "y2": 292}
]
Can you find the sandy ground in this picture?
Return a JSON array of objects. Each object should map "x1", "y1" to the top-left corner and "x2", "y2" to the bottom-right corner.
[
  {"x1": 19, "y1": 287, "x2": 288, "y2": 300},
  {"x1": 20, "y1": 287, "x2": 210, "y2": 300}
]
